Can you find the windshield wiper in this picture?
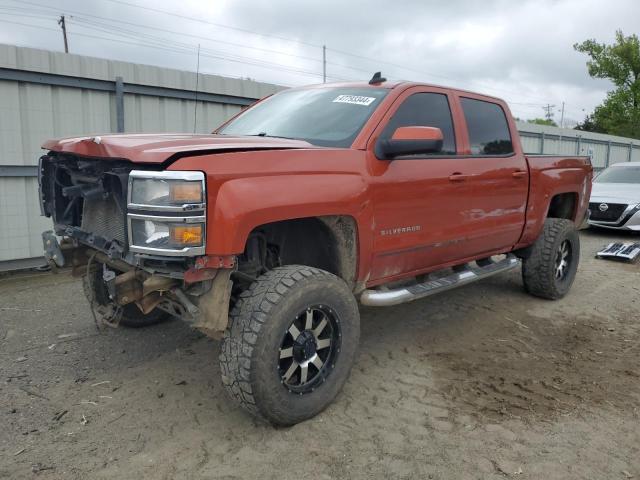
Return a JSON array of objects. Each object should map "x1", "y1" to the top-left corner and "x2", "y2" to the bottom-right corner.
[{"x1": 246, "y1": 132, "x2": 297, "y2": 140}]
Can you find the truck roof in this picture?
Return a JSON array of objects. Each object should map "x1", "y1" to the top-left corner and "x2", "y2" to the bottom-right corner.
[{"x1": 296, "y1": 80, "x2": 505, "y2": 103}]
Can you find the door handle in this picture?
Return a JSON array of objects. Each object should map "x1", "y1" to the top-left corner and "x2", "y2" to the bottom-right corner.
[
  {"x1": 512, "y1": 170, "x2": 528, "y2": 179},
  {"x1": 448, "y1": 173, "x2": 471, "y2": 182}
]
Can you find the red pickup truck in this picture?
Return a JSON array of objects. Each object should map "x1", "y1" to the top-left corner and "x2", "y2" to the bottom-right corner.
[{"x1": 39, "y1": 74, "x2": 592, "y2": 425}]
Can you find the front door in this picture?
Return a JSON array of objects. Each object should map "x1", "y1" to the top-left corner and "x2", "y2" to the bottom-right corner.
[{"x1": 369, "y1": 88, "x2": 472, "y2": 282}]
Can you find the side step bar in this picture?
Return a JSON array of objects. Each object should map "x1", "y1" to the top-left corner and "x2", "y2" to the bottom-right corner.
[{"x1": 360, "y1": 254, "x2": 521, "y2": 307}]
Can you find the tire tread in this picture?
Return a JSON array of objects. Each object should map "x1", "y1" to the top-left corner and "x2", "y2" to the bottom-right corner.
[
  {"x1": 522, "y1": 218, "x2": 579, "y2": 300},
  {"x1": 219, "y1": 265, "x2": 337, "y2": 421}
]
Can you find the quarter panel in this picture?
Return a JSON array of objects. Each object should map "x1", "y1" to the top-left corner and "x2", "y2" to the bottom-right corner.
[{"x1": 517, "y1": 156, "x2": 592, "y2": 247}]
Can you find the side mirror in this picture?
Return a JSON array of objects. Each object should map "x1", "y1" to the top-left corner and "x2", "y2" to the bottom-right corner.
[{"x1": 376, "y1": 126, "x2": 444, "y2": 159}]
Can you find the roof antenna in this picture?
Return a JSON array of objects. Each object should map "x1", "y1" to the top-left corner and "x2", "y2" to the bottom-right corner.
[
  {"x1": 193, "y1": 43, "x2": 201, "y2": 134},
  {"x1": 369, "y1": 71, "x2": 386, "y2": 85}
]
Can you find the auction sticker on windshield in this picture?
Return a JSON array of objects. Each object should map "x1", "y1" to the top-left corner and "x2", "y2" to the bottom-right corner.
[{"x1": 332, "y1": 95, "x2": 377, "y2": 106}]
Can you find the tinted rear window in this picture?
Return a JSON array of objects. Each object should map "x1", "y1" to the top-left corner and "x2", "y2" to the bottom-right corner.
[{"x1": 461, "y1": 98, "x2": 513, "y2": 155}]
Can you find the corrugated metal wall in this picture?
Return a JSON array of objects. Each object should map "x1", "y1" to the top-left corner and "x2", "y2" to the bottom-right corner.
[
  {"x1": 0, "y1": 44, "x2": 281, "y2": 270},
  {"x1": 516, "y1": 121, "x2": 640, "y2": 169},
  {"x1": 1, "y1": 43, "x2": 639, "y2": 270}
]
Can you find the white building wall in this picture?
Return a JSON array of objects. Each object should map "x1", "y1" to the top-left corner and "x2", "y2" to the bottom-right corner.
[{"x1": 0, "y1": 44, "x2": 281, "y2": 268}]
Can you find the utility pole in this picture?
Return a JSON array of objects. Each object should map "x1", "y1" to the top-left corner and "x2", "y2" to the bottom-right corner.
[
  {"x1": 58, "y1": 15, "x2": 69, "y2": 53},
  {"x1": 542, "y1": 103, "x2": 555, "y2": 122},
  {"x1": 322, "y1": 45, "x2": 326, "y2": 83},
  {"x1": 559, "y1": 102, "x2": 565, "y2": 129}
]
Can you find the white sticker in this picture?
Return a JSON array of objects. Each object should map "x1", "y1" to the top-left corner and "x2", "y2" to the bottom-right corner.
[{"x1": 332, "y1": 94, "x2": 377, "y2": 106}]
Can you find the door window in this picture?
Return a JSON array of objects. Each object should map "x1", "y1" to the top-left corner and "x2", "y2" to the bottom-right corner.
[
  {"x1": 460, "y1": 98, "x2": 513, "y2": 155},
  {"x1": 381, "y1": 93, "x2": 456, "y2": 155}
]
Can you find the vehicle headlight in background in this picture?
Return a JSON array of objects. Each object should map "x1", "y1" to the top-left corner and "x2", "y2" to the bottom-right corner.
[{"x1": 127, "y1": 171, "x2": 206, "y2": 256}]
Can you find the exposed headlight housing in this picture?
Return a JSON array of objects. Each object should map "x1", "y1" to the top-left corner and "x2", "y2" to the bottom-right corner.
[
  {"x1": 129, "y1": 172, "x2": 204, "y2": 208},
  {"x1": 127, "y1": 171, "x2": 205, "y2": 256}
]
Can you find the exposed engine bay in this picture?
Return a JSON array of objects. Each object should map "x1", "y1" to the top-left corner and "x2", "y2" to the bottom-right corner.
[
  {"x1": 38, "y1": 153, "x2": 285, "y2": 334},
  {"x1": 38, "y1": 153, "x2": 218, "y2": 329}
]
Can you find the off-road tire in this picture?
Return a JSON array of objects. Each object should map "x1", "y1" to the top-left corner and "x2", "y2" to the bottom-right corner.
[
  {"x1": 82, "y1": 264, "x2": 169, "y2": 328},
  {"x1": 522, "y1": 218, "x2": 580, "y2": 300},
  {"x1": 219, "y1": 265, "x2": 360, "y2": 426}
]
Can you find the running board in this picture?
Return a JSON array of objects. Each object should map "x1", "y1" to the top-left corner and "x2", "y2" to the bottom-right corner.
[{"x1": 360, "y1": 254, "x2": 521, "y2": 307}]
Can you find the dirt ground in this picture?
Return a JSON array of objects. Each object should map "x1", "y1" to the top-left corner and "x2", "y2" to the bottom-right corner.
[{"x1": 1, "y1": 228, "x2": 639, "y2": 480}]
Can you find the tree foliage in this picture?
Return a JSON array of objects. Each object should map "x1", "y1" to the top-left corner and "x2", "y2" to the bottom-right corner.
[
  {"x1": 574, "y1": 114, "x2": 607, "y2": 133},
  {"x1": 527, "y1": 118, "x2": 558, "y2": 127},
  {"x1": 574, "y1": 30, "x2": 640, "y2": 139}
]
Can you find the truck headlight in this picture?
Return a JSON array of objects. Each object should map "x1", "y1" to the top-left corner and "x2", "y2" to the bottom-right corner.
[
  {"x1": 130, "y1": 219, "x2": 204, "y2": 248},
  {"x1": 127, "y1": 171, "x2": 206, "y2": 256},
  {"x1": 130, "y1": 173, "x2": 204, "y2": 207}
]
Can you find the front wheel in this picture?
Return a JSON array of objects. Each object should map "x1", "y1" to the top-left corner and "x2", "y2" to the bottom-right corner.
[
  {"x1": 219, "y1": 265, "x2": 360, "y2": 426},
  {"x1": 522, "y1": 218, "x2": 580, "y2": 300}
]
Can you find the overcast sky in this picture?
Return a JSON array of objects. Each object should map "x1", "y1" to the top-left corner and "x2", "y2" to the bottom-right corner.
[{"x1": 0, "y1": 0, "x2": 638, "y2": 125}]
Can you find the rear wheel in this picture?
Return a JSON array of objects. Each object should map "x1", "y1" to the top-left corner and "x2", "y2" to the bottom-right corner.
[
  {"x1": 219, "y1": 265, "x2": 360, "y2": 426},
  {"x1": 522, "y1": 218, "x2": 580, "y2": 300},
  {"x1": 82, "y1": 263, "x2": 169, "y2": 328}
]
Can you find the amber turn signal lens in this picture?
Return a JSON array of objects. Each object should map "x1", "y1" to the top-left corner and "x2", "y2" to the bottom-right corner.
[
  {"x1": 170, "y1": 182, "x2": 202, "y2": 203},
  {"x1": 170, "y1": 225, "x2": 203, "y2": 246}
]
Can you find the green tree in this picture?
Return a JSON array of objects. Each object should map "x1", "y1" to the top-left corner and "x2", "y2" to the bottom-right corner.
[
  {"x1": 527, "y1": 118, "x2": 558, "y2": 127},
  {"x1": 574, "y1": 114, "x2": 607, "y2": 133},
  {"x1": 574, "y1": 30, "x2": 640, "y2": 139}
]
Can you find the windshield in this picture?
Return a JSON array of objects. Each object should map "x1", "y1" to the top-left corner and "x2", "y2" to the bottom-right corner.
[
  {"x1": 217, "y1": 87, "x2": 388, "y2": 147},
  {"x1": 595, "y1": 166, "x2": 640, "y2": 184}
]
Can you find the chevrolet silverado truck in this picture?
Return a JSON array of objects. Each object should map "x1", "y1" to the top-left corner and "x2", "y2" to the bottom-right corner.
[{"x1": 38, "y1": 74, "x2": 593, "y2": 425}]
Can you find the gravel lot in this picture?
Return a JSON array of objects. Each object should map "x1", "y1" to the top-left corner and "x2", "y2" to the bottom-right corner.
[{"x1": 1, "y1": 228, "x2": 639, "y2": 480}]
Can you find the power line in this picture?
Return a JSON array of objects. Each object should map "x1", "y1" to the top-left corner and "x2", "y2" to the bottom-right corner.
[
  {"x1": 0, "y1": 13, "x2": 353, "y2": 83},
  {"x1": 0, "y1": 2, "x2": 596, "y2": 114},
  {"x1": 1, "y1": 0, "x2": 365, "y2": 80},
  {"x1": 0, "y1": 17, "x2": 311, "y2": 81},
  {"x1": 4, "y1": 0, "x2": 327, "y2": 66},
  {"x1": 0, "y1": 6, "x2": 54, "y2": 19},
  {"x1": 99, "y1": 0, "x2": 322, "y2": 48},
  {"x1": 5, "y1": 0, "x2": 376, "y2": 78},
  {"x1": 4, "y1": 0, "x2": 561, "y2": 103},
  {"x1": 1, "y1": 0, "x2": 559, "y2": 104},
  {"x1": 66, "y1": 18, "x2": 354, "y2": 81},
  {"x1": 71, "y1": 14, "x2": 374, "y2": 77}
]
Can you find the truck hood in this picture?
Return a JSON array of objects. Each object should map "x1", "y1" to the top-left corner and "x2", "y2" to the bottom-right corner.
[
  {"x1": 42, "y1": 133, "x2": 318, "y2": 164},
  {"x1": 590, "y1": 182, "x2": 640, "y2": 204}
]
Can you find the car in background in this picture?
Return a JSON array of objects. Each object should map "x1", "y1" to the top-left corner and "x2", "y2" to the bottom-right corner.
[{"x1": 589, "y1": 162, "x2": 640, "y2": 231}]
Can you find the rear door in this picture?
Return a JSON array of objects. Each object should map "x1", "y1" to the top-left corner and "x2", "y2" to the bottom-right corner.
[{"x1": 454, "y1": 95, "x2": 529, "y2": 255}]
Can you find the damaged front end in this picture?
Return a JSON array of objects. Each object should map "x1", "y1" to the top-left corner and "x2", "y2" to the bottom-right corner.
[{"x1": 39, "y1": 153, "x2": 233, "y2": 336}]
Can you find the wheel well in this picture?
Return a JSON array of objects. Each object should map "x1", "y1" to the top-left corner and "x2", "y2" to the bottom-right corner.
[
  {"x1": 238, "y1": 216, "x2": 358, "y2": 289},
  {"x1": 547, "y1": 193, "x2": 577, "y2": 221}
]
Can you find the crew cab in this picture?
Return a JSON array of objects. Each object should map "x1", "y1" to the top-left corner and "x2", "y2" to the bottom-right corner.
[{"x1": 38, "y1": 74, "x2": 593, "y2": 425}]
